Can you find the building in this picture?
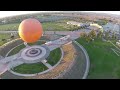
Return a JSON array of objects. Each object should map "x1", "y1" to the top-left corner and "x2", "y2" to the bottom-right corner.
[
  {"x1": 67, "y1": 21, "x2": 83, "y2": 26},
  {"x1": 87, "y1": 26, "x2": 99, "y2": 30},
  {"x1": 102, "y1": 23, "x2": 119, "y2": 34},
  {"x1": 80, "y1": 23, "x2": 90, "y2": 28},
  {"x1": 86, "y1": 23, "x2": 103, "y2": 32},
  {"x1": 2, "y1": 20, "x2": 6, "y2": 23},
  {"x1": 67, "y1": 21, "x2": 90, "y2": 28},
  {"x1": 116, "y1": 40, "x2": 120, "y2": 47},
  {"x1": 116, "y1": 41, "x2": 120, "y2": 47}
]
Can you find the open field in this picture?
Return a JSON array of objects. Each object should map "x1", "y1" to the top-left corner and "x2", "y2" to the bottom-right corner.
[
  {"x1": 47, "y1": 48, "x2": 61, "y2": 66},
  {"x1": 0, "y1": 19, "x2": 80, "y2": 31},
  {"x1": 7, "y1": 44, "x2": 25, "y2": 56},
  {"x1": 12, "y1": 63, "x2": 48, "y2": 74},
  {"x1": 0, "y1": 33, "x2": 12, "y2": 46},
  {"x1": 76, "y1": 38, "x2": 120, "y2": 79},
  {"x1": 0, "y1": 23, "x2": 19, "y2": 31},
  {"x1": 42, "y1": 21, "x2": 80, "y2": 31}
]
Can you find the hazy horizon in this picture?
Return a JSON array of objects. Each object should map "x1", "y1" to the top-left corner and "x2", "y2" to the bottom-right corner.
[{"x1": 0, "y1": 11, "x2": 120, "y2": 18}]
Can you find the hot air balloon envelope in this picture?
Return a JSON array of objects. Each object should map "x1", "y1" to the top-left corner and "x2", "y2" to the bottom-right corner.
[{"x1": 18, "y1": 18, "x2": 43, "y2": 43}]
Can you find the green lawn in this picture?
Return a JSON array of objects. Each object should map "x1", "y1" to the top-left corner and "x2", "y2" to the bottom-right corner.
[
  {"x1": 7, "y1": 44, "x2": 25, "y2": 56},
  {"x1": 27, "y1": 40, "x2": 46, "y2": 46},
  {"x1": 12, "y1": 63, "x2": 48, "y2": 74},
  {"x1": 0, "y1": 33, "x2": 11, "y2": 39},
  {"x1": 0, "y1": 20, "x2": 80, "y2": 31},
  {"x1": 0, "y1": 33, "x2": 11, "y2": 46},
  {"x1": 76, "y1": 38, "x2": 120, "y2": 79},
  {"x1": 47, "y1": 48, "x2": 61, "y2": 66},
  {"x1": 0, "y1": 23, "x2": 19, "y2": 31},
  {"x1": 42, "y1": 21, "x2": 80, "y2": 31}
]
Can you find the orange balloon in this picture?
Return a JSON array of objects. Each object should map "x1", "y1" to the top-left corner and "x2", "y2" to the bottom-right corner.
[{"x1": 18, "y1": 18, "x2": 43, "y2": 43}]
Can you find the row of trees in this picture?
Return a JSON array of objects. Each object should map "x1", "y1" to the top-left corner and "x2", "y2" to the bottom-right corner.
[
  {"x1": 80, "y1": 30, "x2": 98, "y2": 43},
  {"x1": 80, "y1": 29, "x2": 119, "y2": 43},
  {"x1": 94, "y1": 19, "x2": 109, "y2": 25},
  {"x1": 0, "y1": 13, "x2": 51, "y2": 25},
  {"x1": 102, "y1": 30, "x2": 118, "y2": 40},
  {"x1": 0, "y1": 13, "x2": 69, "y2": 25}
]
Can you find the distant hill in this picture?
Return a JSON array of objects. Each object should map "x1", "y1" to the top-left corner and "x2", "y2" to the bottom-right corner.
[{"x1": 0, "y1": 11, "x2": 120, "y2": 25}]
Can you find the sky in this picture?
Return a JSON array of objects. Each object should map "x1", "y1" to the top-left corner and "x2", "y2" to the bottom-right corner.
[{"x1": 0, "y1": 11, "x2": 120, "y2": 18}]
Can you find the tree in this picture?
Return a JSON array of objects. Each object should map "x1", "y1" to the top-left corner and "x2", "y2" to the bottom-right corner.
[
  {"x1": 89, "y1": 30, "x2": 97, "y2": 39},
  {"x1": 2, "y1": 39, "x2": 6, "y2": 42},
  {"x1": 104, "y1": 31, "x2": 110, "y2": 40},
  {"x1": 80, "y1": 32, "x2": 87, "y2": 38},
  {"x1": 111, "y1": 32, "x2": 116, "y2": 39},
  {"x1": 85, "y1": 34, "x2": 92, "y2": 43},
  {"x1": 97, "y1": 31, "x2": 103, "y2": 38}
]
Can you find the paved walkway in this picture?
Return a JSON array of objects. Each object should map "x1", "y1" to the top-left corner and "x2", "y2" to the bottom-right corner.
[
  {"x1": 0, "y1": 63, "x2": 8, "y2": 75},
  {"x1": 57, "y1": 41, "x2": 90, "y2": 79},
  {"x1": 0, "y1": 35, "x2": 76, "y2": 76},
  {"x1": 73, "y1": 41, "x2": 90, "y2": 79},
  {"x1": 0, "y1": 29, "x2": 90, "y2": 34},
  {"x1": 0, "y1": 30, "x2": 90, "y2": 79},
  {"x1": 45, "y1": 35, "x2": 72, "y2": 51},
  {"x1": 41, "y1": 60, "x2": 52, "y2": 69},
  {"x1": 0, "y1": 54, "x2": 19, "y2": 63}
]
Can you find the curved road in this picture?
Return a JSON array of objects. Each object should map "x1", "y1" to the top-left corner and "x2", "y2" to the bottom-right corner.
[{"x1": 58, "y1": 41, "x2": 90, "y2": 79}]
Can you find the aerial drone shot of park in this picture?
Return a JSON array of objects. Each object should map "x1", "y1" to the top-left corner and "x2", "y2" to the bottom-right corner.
[{"x1": 0, "y1": 11, "x2": 120, "y2": 79}]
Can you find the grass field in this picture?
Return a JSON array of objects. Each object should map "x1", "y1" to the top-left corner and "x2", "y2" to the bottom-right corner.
[
  {"x1": 47, "y1": 48, "x2": 61, "y2": 66},
  {"x1": 27, "y1": 40, "x2": 46, "y2": 46},
  {"x1": 0, "y1": 23, "x2": 19, "y2": 31},
  {"x1": 0, "y1": 33, "x2": 11, "y2": 46},
  {"x1": 0, "y1": 19, "x2": 80, "y2": 31},
  {"x1": 12, "y1": 63, "x2": 48, "y2": 74},
  {"x1": 7, "y1": 44, "x2": 25, "y2": 56},
  {"x1": 76, "y1": 38, "x2": 120, "y2": 79},
  {"x1": 0, "y1": 34, "x2": 11, "y2": 39},
  {"x1": 42, "y1": 21, "x2": 80, "y2": 31}
]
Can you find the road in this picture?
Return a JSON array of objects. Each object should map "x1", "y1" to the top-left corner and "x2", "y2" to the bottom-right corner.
[{"x1": 0, "y1": 29, "x2": 91, "y2": 34}]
